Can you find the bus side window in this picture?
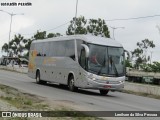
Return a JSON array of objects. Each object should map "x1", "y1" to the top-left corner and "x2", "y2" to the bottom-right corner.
[
  {"x1": 37, "y1": 53, "x2": 41, "y2": 56},
  {"x1": 65, "y1": 40, "x2": 75, "y2": 60}
]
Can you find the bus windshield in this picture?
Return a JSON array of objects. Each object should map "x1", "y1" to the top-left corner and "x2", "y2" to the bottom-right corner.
[{"x1": 88, "y1": 44, "x2": 125, "y2": 77}]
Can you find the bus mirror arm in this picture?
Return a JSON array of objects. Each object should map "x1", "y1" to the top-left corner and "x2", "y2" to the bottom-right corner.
[{"x1": 81, "y1": 44, "x2": 89, "y2": 58}]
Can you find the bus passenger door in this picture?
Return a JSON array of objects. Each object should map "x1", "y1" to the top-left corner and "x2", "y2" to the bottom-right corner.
[
  {"x1": 79, "y1": 48, "x2": 86, "y2": 70},
  {"x1": 79, "y1": 44, "x2": 89, "y2": 69},
  {"x1": 78, "y1": 44, "x2": 89, "y2": 87}
]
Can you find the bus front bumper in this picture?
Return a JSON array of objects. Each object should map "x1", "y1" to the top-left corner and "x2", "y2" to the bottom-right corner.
[{"x1": 84, "y1": 78, "x2": 125, "y2": 91}]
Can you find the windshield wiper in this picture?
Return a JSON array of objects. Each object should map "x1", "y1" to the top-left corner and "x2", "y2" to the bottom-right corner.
[{"x1": 110, "y1": 57, "x2": 119, "y2": 77}]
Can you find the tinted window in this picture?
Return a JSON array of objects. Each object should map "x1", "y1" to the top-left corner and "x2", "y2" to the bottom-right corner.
[
  {"x1": 65, "y1": 40, "x2": 75, "y2": 58},
  {"x1": 42, "y1": 42, "x2": 50, "y2": 56},
  {"x1": 35, "y1": 40, "x2": 75, "y2": 58},
  {"x1": 35, "y1": 43, "x2": 43, "y2": 56},
  {"x1": 49, "y1": 41, "x2": 69, "y2": 57},
  {"x1": 56, "y1": 41, "x2": 66, "y2": 56},
  {"x1": 48, "y1": 41, "x2": 55, "y2": 57}
]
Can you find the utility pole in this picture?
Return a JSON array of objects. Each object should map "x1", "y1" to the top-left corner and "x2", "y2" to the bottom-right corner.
[
  {"x1": 74, "y1": 0, "x2": 78, "y2": 62},
  {"x1": 0, "y1": 10, "x2": 24, "y2": 58},
  {"x1": 150, "y1": 51, "x2": 153, "y2": 64},
  {"x1": 74, "y1": 0, "x2": 78, "y2": 34},
  {"x1": 109, "y1": 26, "x2": 125, "y2": 40}
]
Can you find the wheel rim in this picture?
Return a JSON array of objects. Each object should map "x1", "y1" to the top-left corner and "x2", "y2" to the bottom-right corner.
[
  {"x1": 69, "y1": 78, "x2": 74, "y2": 90},
  {"x1": 36, "y1": 74, "x2": 40, "y2": 83}
]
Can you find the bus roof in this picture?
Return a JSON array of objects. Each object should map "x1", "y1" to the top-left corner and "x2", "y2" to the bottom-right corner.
[{"x1": 32, "y1": 35, "x2": 123, "y2": 47}]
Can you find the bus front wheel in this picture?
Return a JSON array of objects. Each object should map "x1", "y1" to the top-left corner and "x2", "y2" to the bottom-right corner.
[
  {"x1": 68, "y1": 76, "x2": 78, "y2": 92},
  {"x1": 99, "y1": 90, "x2": 109, "y2": 95}
]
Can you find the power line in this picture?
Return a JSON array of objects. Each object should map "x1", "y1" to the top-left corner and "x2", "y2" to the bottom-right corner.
[
  {"x1": 9, "y1": 14, "x2": 160, "y2": 37},
  {"x1": 13, "y1": 21, "x2": 70, "y2": 36},
  {"x1": 46, "y1": 21, "x2": 70, "y2": 32},
  {"x1": 10, "y1": 14, "x2": 160, "y2": 36},
  {"x1": 105, "y1": 14, "x2": 160, "y2": 21}
]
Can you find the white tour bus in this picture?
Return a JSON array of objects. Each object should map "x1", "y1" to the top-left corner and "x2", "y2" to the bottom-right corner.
[{"x1": 28, "y1": 35, "x2": 125, "y2": 95}]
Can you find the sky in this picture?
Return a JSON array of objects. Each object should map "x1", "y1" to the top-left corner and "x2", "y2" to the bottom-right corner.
[{"x1": 0, "y1": 0, "x2": 160, "y2": 62}]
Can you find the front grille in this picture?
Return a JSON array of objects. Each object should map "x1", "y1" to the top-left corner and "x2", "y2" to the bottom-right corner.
[{"x1": 94, "y1": 79, "x2": 120, "y2": 84}]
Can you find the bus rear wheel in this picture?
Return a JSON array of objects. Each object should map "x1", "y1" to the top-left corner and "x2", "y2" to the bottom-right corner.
[
  {"x1": 68, "y1": 76, "x2": 78, "y2": 92},
  {"x1": 99, "y1": 90, "x2": 109, "y2": 95},
  {"x1": 36, "y1": 71, "x2": 46, "y2": 84}
]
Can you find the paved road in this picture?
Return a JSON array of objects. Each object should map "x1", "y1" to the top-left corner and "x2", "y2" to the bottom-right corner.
[{"x1": 0, "y1": 69, "x2": 160, "y2": 119}]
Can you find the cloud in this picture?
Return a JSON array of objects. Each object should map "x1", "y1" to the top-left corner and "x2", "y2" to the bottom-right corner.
[{"x1": 12, "y1": 16, "x2": 35, "y2": 34}]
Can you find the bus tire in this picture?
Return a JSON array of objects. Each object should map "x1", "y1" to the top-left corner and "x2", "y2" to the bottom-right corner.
[
  {"x1": 99, "y1": 90, "x2": 109, "y2": 95},
  {"x1": 68, "y1": 76, "x2": 78, "y2": 92},
  {"x1": 36, "y1": 71, "x2": 46, "y2": 84}
]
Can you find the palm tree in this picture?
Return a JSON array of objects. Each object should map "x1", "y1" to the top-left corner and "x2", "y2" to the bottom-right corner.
[
  {"x1": 11, "y1": 34, "x2": 25, "y2": 57},
  {"x1": 2, "y1": 43, "x2": 8, "y2": 53}
]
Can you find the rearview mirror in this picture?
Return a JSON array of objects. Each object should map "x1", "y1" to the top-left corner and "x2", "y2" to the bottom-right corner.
[{"x1": 81, "y1": 44, "x2": 89, "y2": 58}]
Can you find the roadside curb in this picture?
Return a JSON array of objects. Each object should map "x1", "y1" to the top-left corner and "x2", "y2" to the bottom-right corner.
[
  {"x1": 124, "y1": 82, "x2": 160, "y2": 96},
  {"x1": 0, "y1": 66, "x2": 28, "y2": 74}
]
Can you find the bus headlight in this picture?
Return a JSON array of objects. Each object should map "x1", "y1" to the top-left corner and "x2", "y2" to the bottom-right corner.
[
  {"x1": 88, "y1": 76, "x2": 96, "y2": 80},
  {"x1": 119, "y1": 81, "x2": 125, "y2": 83},
  {"x1": 88, "y1": 74, "x2": 96, "y2": 80},
  {"x1": 91, "y1": 77, "x2": 96, "y2": 80}
]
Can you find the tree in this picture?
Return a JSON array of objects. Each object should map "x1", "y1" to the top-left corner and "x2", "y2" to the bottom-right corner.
[
  {"x1": 150, "y1": 62, "x2": 160, "y2": 72},
  {"x1": 140, "y1": 62, "x2": 160, "y2": 72},
  {"x1": 11, "y1": 34, "x2": 25, "y2": 57},
  {"x1": 87, "y1": 18, "x2": 110, "y2": 37},
  {"x1": 2, "y1": 34, "x2": 25, "y2": 57},
  {"x1": 66, "y1": 16, "x2": 110, "y2": 38},
  {"x1": 125, "y1": 59, "x2": 132, "y2": 68},
  {"x1": 131, "y1": 39, "x2": 155, "y2": 69},
  {"x1": 2, "y1": 43, "x2": 8, "y2": 53},
  {"x1": 33, "y1": 30, "x2": 62, "y2": 39},
  {"x1": 23, "y1": 38, "x2": 33, "y2": 58},
  {"x1": 33, "y1": 30, "x2": 46, "y2": 39},
  {"x1": 66, "y1": 16, "x2": 87, "y2": 35},
  {"x1": 47, "y1": 33, "x2": 62, "y2": 38}
]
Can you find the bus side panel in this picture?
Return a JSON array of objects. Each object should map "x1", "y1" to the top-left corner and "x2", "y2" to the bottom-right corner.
[
  {"x1": 37, "y1": 57, "x2": 83, "y2": 87},
  {"x1": 44, "y1": 57, "x2": 79, "y2": 85},
  {"x1": 37, "y1": 57, "x2": 49, "y2": 81},
  {"x1": 28, "y1": 51, "x2": 37, "y2": 79},
  {"x1": 57, "y1": 57, "x2": 79, "y2": 85}
]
